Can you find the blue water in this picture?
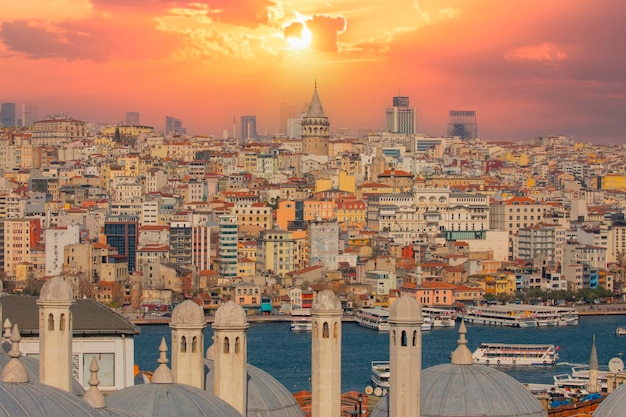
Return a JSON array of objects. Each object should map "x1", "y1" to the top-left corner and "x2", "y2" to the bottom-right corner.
[{"x1": 134, "y1": 315, "x2": 626, "y2": 393}]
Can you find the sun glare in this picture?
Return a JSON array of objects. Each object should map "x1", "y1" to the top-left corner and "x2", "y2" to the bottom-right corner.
[{"x1": 286, "y1": 24, "x2": 312, "y2": 51}]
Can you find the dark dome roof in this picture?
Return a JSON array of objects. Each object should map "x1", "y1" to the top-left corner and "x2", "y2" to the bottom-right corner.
[{"x1": 205, "y1": 359, "x2": 305, "y2": 417}]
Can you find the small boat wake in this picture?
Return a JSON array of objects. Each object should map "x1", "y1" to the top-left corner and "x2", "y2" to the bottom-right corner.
[{"x1": 555, "y1": 362, "x2": 586, "y2": 367}]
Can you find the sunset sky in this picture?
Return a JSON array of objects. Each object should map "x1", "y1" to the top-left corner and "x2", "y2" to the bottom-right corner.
[{"x1": 1, "y1": 1, "x2": 625, "y2": 142}]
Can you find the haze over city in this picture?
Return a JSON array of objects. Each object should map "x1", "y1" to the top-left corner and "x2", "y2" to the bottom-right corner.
[{"x1": 1, "y1": 1, "x2": 625, "y2": 142}]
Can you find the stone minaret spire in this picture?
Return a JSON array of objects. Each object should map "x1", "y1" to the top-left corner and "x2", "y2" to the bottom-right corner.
[
  {"x1": 83, "y1": 357, "x2": 106, "y2": 408},
  {"x1": 212, "y1": 301, "x2": 249, "y2": 416},
  {"x1": 37, "y1": 276, "x2": 75, "y2": 392},
  {"x1": 389, "y1": 296, "x2": 423, "y2": 417},
  {"x1": 1, "y1": 324, "x2": 29, "y2": 383},
  {"x1": 311, "y1": 290, "x2": 342, "y2": 417},
  {"x1": 152, "y1": 337, "x2": 175, "y2": 383},
  {"x1": 170, "y1": 300, "x2": 206, "y2": 389},
  {"x1": 587, "y1": 334, "x2": 599, "y2": 393},
  {"x1": 450, "y1": 320, "x2": 473, "y2": 365},
  {"x1": 3, "y1": 318, "x2": 12, "y2": 345}
]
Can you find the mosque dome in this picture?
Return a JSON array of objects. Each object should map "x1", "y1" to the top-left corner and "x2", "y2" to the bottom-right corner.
[
  {"x1": 593, "y1": 383, "x2": 626, "y2": 417},
  {"x1": 311, "y1": 290, "x2": 342, "y2": 313},
  {"x1": 389, "y1": 296, "x2": 423, "y2": 324},
  {"x1": 0, "y1": 325, "x2": 101, "y2": 417},
  {"x1": 214, "y1": 301, "x2": 247, "y2": 328},
  {"x1": 204, "y1": 359, "x2": 305, "y2": 417},
  {"x1": 38, "y1": 276, "x2": 74, "y2": 303},
  {"x1": 107, "y1": 382, "x2": 243, "y2": 417},
  {"x1": 170, "y1": 300, "x2": 205, "y2": 326},
  {"x1": 107, "y1": 337, "x2": 243, "y2": 417},
  {"x1": 370, "y1": 321, "x2": 547, "y2": 417}
]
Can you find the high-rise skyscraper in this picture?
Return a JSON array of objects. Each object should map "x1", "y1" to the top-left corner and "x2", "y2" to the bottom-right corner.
[
  {"x1": 21, "y1": 103, "x2": 38, "y2": 127},
  {"x1": 241, "y1": 115, "x2": 257, "y2": 141},
  {"x1": 385, "y1": 96, "x2": 415, "y2": 135},
  {"x1": 126, "y1": 111, "x2": 140, "y2": 125},
  {"x1": 1, "y1": 103, "x2": 16, "y2": 127},
  {"x1": 447, "y1": 110, "x2": 477, "y2": 140},
  {"x1": 165, "y1": 115, "x2": 185, "y2": 135},
  {"x1": 279, "y1": 103, "x2": 296, "y2": 135}
]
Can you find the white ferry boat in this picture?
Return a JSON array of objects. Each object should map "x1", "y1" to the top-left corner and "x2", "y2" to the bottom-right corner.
[
  {"x1": 459, "y1": 305, "x2": 538, "y2": 327},
  {"x1": 422, "y1": 307, "x2": 457, "y2": 327},
  {"x1": 370, "y1": 361, "x2": 390, "y2": 388},
  {"x1": 357, "y1": 308, "x2": 432, "y2": 331},
  {"x1": 472, "y1": 343, "x2": 559, "y2": 366},
  {"x1": 290, "y1": 308, "x2": 312, "y2": 331},
  {"x1": 523, "y1": 305, "x2": 579, "y2": 326},
  {"x1": 356, "y1": 308, "x2": 390, "y2": 331}
]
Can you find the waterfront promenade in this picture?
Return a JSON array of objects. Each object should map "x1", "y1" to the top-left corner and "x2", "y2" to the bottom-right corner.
[{"x1": 126, "y1": 303, "x2": 626, "y2": 325}]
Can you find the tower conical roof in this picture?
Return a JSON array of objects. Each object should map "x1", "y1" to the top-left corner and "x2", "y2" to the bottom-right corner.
[{"x1": 306, "y1": 83, "x2": 326, "y2": 118}]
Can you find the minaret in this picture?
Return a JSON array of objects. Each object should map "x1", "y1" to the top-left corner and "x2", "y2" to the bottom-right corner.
[
  {"x1": 389, "y1": 296, "x2": 423, "y2": 417},
  {"x1": 311, "y1": 290, "x2": 342, "y2": 417},
  {"x1": 587, "y1": 334, "x2": 599, "y2": 393},
  {"x1": 301, "y1": 82, "x2": 330, "y2": 156},
  {"x1": 37, "y1": 276, "x2": 75, "y2": 392},
  {"x1": 170, "y1": 300, "x2": 206, "y2": 389},
  {"x1": 212, "y1": 301, "x2": 249, "y2": 416}
]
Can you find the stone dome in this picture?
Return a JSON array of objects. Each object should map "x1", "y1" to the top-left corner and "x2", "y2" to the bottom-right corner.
[
  {"x1": 204, "y1": 359, "x2": 305, "y2": 417},
  {"x1": 170, "y1": 300, "x2": 205, "y2": 326},
  {"x1": 369, "y1": 364, "x2": 547, "y2": 417},
  {"x1": 214, "y1": 301, "x2": 247, "y2": 328},
  {"x1": 38, "y1": 276, "x2": 74, "y2": 303},
  {"x1": 106, "y1": 383, "x2": 244, "y2": 417},
  {"x1": 593, "y1": 382, "x2": 626, "y2": 417},
  {"x1": 311, "y1": 290, "x2": 342, "y2": 313},
  {"x1": 389, "y1": 296, "x2": 423, "y2": 324}
]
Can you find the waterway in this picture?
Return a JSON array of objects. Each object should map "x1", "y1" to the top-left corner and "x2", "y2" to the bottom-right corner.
[{"x1": 134, "y1": 315, "x2": 626, "y2": 393}]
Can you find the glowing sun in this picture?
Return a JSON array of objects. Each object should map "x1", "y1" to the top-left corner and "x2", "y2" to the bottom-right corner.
[{"x1": 285, "y1": 22, "x2": 312, "y2": 51}]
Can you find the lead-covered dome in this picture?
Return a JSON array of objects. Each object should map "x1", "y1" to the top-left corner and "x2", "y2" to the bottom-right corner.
[
  {"x1": 205, "y1": 359, "x2": 305, "y2": 417},
  {"x1": 593, "y1": 383, "x2": 626, "y2": 417},
  {"x1": 204, "y1": 359, "x2": 304, "y2": 417},
  {"x1": 38, "y1": 276, "x2": 74, "y2": 302},
  {"x1": 311, "y1": 290, "x2": 341, "y2": 313},
  {"x1": 170, "y1": 300, "x2": 205, "y2": 326},
  {"x1": 370, "y1": 363, "x2": 547, "y2": 417},
  {"x1": 107, "y1": 383, "x2": 244, "y2": 417},
  {"x1": 389, "y1": 296, "x2": 423, "y2": 324}
]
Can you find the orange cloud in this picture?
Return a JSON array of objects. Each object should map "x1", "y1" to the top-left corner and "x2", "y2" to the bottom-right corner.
[
  {"x1": 505, "y1": 42, "x2": 568, "y2": 63},
  {"x1": 307, "y1": 15, "x2": 345, "y2": 52}
]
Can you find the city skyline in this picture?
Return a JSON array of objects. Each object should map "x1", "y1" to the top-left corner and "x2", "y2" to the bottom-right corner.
[{"x1": 1, "y1": 1, "x2": 625, "y2": 143}]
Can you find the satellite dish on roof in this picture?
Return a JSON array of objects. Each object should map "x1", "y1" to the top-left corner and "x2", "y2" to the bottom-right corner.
[
  {"x1": 609, "y1": 357, "x2": 624, "y2": 373},
  {"x1": 365, "y1": 386, "x2": 374, "y2": 395},
  {"x1": 374, "y1": 387, "x2": 383, "y2": 397}
]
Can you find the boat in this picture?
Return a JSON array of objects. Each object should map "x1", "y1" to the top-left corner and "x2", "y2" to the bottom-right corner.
[
  {"x1": 422, "y1": 307, "x2": 456, "y2": 327},
  {"x1": 472, "y1": 343, "x2": 559, "y2": 366},
  {"x1": 459, "y1": 305, "x2": 538, "y2": 327},
  {"x1": 357, "y1": 308, "x2": 432, "y2": 331},
  {"x1": 290, "y1": 308, "x2": 312, "y2": 331},
  {"x1": 616, "y1": 326, "x2": 626, "y2": 335},
  {"x1": 356, "y1": 308, "x2": 390, "y2": 331},
  {"x1": 370, "y1": 361, "x2": 390, "y2": 388}
]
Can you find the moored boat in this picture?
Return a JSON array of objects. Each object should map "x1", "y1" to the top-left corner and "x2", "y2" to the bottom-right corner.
[
  {"x1": 459, "y1": 305, "x2": 538, "y2": 327},
  {"x1": 356, "y1": 308, "x2": 390, "y2": 331},
  {"x1": 290, "y1": 308, "x2": 312, "y2": 331},
  {"x1": 472, "y1": 342, "x2": 559, "y2": 366},
  {"x1": 370, "y1": 361, "x2": 390, "y2": 388},
  {"x1": 422, "y1": 306, "x2": 456, "y2": 327}
]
